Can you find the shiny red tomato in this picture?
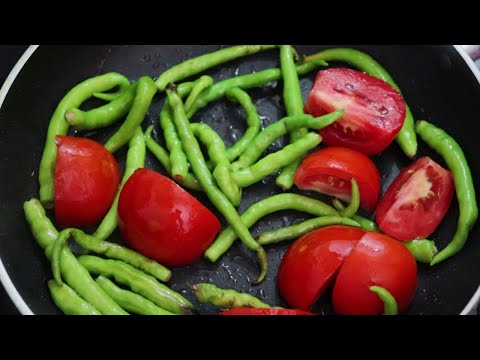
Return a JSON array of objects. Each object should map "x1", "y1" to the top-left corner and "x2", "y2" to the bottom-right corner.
[
  {"x1": 375, "y1": 157, "x2": 454, "y2": 241},
  {"x1": 304, "y1": 68, "x2": 406, "y2": 155},
  {"x1": 294, "y1": 147, "x2": 381, "y2": 211},
  {"x1": 220, "y1": 308, "x2": 315, "y2": 315},
  {"x1": 117, "y1": 168, "x2": 221, "y2": 267},
  {"x1": 332, "y1": 232, "x2": 417, "y2": 315},
  {"x1": 54, "y1": 136, "x2": 120, "y2": 228},
  {"x1": 278, "y1": 226, "x2": 366, "y2": 310}
]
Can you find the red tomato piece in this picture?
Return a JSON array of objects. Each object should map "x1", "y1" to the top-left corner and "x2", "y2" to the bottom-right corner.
[
  {"x1": 332, "y1": 232, "x2": 417, "y2": 315},
  {"x1": 294, "y1": 147, "x2": 381, "y2": 211},
  {"x1": 54, "y1": 136, "x2": 120, "y2": 228},
  {"x1": 277, "y1": 226, "x2": 366, "y2": 311},
  {"x1": 304, "y1": 68, "x2": 406, "y2": 155},
  {"x1": 220, "y1": 308, "x2": 315, "y2": 315},
  {"x1": 117, "y1": 168, "x2": 221, "y2": 267},
  {"x1": 375, "y1": 157, "x2": 454, "y2": 241}
]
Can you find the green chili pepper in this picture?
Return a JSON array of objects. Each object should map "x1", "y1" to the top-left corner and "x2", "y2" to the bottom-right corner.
[
  {"x1": 96, "y1": 276, "x2": 174, "y2": 315},
  {"x1": 305, "y1": 48, "x2": 417, "y2": 159},
  {"x1": 155, "y1": 45, "x2": 278, "y2": 91},
  {"x1": 336, "y1": 178, "x2": 360, "y2": 219},
  {"x1": 416, "y1": 120, "x2": 478, "y2": 265},
  {"x1": 184, "y1": 75, "x2": 213, "y2": 113},
  {"x1": 404, "y1": 240, "x2": 438, "y2": 264},
  {"x1": 104, "y1": 76, "x2": 157, "y2": 153},
  {"x1": 38, "y1": 72, "x2": 130, "y2": 204},
  {"x1": 205, "y1": 194, "x2": 338, "y2": 262},
  {"x1": 94, "y1": 126, "x2": 145, "y2": 240},
  {"x1": 24, "y1": 199, "x2": 127, "y2": 315},
  {"x1": 332, "y1": 200, "x2": 379, "y2": 232},
  {"x1": 167, "y1": 85, "x2": 267, "y2": 284},
  {"x1": 257, "y1": 216, "x2": 361, "y2": 245},
  {"x1": 192, "y1": 283, "x2": 271, "y2": 309},
  {"x1": 78, "y1": 255, "x2": 194, "y2": 315},
  {"x1": 65, "y1": 84, "x2": 136, "y2": 130},
  {"x1": 369, "y1": 286, "x2": 398, "y2": 315},
  {"x1": 52, "y1": 228, "x2": 171, "y2": 286},
  {"x1": 48, "y1": 280, "x2": 102, "y2": 315}
]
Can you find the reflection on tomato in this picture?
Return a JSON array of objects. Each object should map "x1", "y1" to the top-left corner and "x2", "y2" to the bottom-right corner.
[
  {"x1": 375, "y1": 157, "x2": 454, "y2": 241},
  {"x1": 294, "y1": 147, "x2": 381, "y2": 211},
  {"x1": 54, "y1": 136, "x2": 120, "y2": 228},
  {"x1": 304, "y1": 68, "x2": 406, "y2": 155},
  {"x1": 117, "y1": 169, "x2": 221, "y2": 267}
]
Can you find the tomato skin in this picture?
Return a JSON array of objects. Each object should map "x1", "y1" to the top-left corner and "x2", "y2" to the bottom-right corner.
[
  {"x1": 54, "y1": 136, "x2": 121, "y2": 228},
  {"x1": 294, "y1": 147, "x2": 381, "y2": 211},
  {"x1": 332, "y1": 232, "x2": 417, "y2": 315},
  {"x1": 304, "y1": 68, "x2": 406, "y2": 155},
  {"x1": 117, "y1": 168, "x2": 221, "y2": 267},
  {"x1": 375, "y1": 157, "x2": 454, "y2": 241},
  {"x1": 278, "y1": 226, "x2": 366, "y2": 311},
  {"x1": 220, "y1": 308, "x2": 315, "y2": 316}
]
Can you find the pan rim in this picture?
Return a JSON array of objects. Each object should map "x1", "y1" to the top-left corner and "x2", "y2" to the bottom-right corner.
[{"x1": 0, "y1": 44, "x2": 479, "y2": 316}]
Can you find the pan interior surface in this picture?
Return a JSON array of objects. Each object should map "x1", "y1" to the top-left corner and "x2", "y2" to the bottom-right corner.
[{"x1": 0, "y1": 45, "x2": 479, "y2": 315}]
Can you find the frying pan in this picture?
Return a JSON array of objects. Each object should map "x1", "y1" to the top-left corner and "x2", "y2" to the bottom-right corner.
[{"x1": 1, "y1": 45, "x2": 480, "y2": 315}]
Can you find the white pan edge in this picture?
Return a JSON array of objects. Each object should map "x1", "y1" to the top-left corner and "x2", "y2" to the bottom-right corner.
[{"x1": 0, "y1": 45, "x2": 478, "y2": 315}]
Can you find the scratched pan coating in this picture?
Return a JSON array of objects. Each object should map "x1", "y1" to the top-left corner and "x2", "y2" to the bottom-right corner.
[{"x1": 0, "y1": 45, "x2": 479, "y2": 315}]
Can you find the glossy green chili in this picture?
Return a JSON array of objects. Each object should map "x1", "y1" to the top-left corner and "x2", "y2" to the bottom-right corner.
[
  {"x1": 192, "y1": 283, "x2": 271, "y2": 309},
  {"x1": 369, "y1": 286, "x2": 398, "y2": 315},
  {"x1": 48, "y1": 280, "x2": 102, "y2": 315}
]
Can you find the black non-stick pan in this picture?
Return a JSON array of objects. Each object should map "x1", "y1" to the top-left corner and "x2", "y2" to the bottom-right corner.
[{"x1": 1, "y1": 45, "x2": 480, "y2": 315}]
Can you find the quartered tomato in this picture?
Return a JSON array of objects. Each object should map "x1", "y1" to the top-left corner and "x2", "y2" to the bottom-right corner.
[
  {"x1": 220, "y1": 308, "x2": 315, "y2": 315},
  {"x1": 294, "y1": 147, "x2": 381, "y2": 211},
  {"x1": 332, "y1": 232, "x2": 417, "y2": 315},
  {"x1": 278, "y1": 226, "x2": 366, "y2": 310},
  {"x1": 117, "y1": 168, "x2": 221, "y2": 267},
  {"x1": 54, "y1": 136, "x2": 121, "y2": 228},
  {"x1": 375, "y1": 157, "x2": 454, "y2": 241},
  {"x1": 304, "y1": 68, "x2": 406, "y2": 155}
]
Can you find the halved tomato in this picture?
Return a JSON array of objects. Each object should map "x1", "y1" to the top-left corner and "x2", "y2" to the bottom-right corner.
[
  {"x1": 332, "y1": 232, "x2": 417, "y2": 315},
  {"x1": 277, "y1": 225, "x2": 366, "y2": 310},
  {"x1": 304, "y1": 68, "x2": 406, "y2": 155},
  {"x1": 375, "y1": 157, "x2": 454, "y2": 241},
  {"x1": 220, "y1": 308, "x2": 315, "y2": 315},
  {"x1": 294, "y1": 147, "x2": 381, "y2": 211}
]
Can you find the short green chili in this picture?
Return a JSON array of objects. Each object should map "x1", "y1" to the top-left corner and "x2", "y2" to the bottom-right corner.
[
  {"x1": 38, "y1": 72, "x2": 130, "y2": 204},
  {"x1": 104, "y1": 76, "x2": 157, "y2": 153},
  {"x1": 192, "y1": 283, "x2": 271, "y2": 309},
  {"x1": 416, "y1": 120, "x2": 478, "y2": 265},
  {"x1": 404, "y1": 240, "x2": 438, "y2": 264},
  {"x1": 306, "y1": 48, "x2": 417, "y2": 159},
  {"x1": 155, "y1": 45, "x2": 278, "y2": 91},
  {"x1": 369, "y1": 286, "x2": 398, "y2": 315},
  {"x1": 336, "y1": 178, "x2": 360, "y2": 219},
  {"x1": 332, "y1": 200, "x2": 380, "y2": 232},
  {"x1": 48, "y1": 280, "x2": 102, "y2": 315},
  {"x1": 205, "y1": 193, "x2": 338, "y2": 262}
]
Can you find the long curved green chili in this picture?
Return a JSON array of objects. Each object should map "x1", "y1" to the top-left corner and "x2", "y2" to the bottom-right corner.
[
  {"x1": 184, "y1": 75, "x2": 213, "y2": 113},
  {"x1": 336, "y1": 178, "x2": 360, "y2": 218},
  {"x1": 231, "y1": 111, "x2": 343, "y2": 171},
  {"x1": 24, "y1": 199, "x2": 128, "y2": 315},
  {"x1": 167, "y1": 85, "x2": 267, "y2": 284},
  {"x1": 369, "y1": 286, "x2": 398, "y2": 315},
  {"x1": 94, "y1": 126, "x2": 145, "y2": 240},
  {"x1": 276, "y1": 45, "x2": 308, "y2": 190},
  {"x1": 155, "y1": 45, "x2": 278, "y2": 91},
  {"x1": 78, "y1": 255, "x2": 194, "y2": 315},
  {"x1": 48, "y1": 280, "x2": 102, "y2": 315},
  {"x1": 257, "y1": 216, "x2": 361, "y2": 245},
  {"x1": 96, "y1": 276, "x2": 174, "y2": 315},
  {"x1": 144, "y1": 126, "x2": 203, "y2": 191},
  {"x1": 38, "y1": 72, "x2": 130, "y2": 204},
  {"x1": 192, "y1": 283, "x2": 271, "y2": 309},
  {"x1": 104, "y1": 76, "x2": 157, "y2": 153},
  {"x1": 187, "y1": 59, "x2": 328, "y2": 118},
  {"x1": 224, "y1": 87, "x2": 261, "y2": 161},
  {"x1": 306, "y1": 48, "x2": 417, "y2": 159},
  {"x1": 65, "y1": 84, "x2": 136, "y2": 130},
  {"x1": 52, "y1": 228, "x2": 171, "y2": 286},
  {"x1": 416, "y1": 120, "x2": 478, "y2": 265},
  {"x1": 231, "y1": 132, "x2": 322, "y2": 188},
  {"x1": 205, "y1": 193, "x2": 338, "y2": 262}
]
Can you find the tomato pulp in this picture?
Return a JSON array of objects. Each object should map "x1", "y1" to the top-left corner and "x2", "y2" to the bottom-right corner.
[
  {"x1": 304, "y1": 68, "x2": 406, "y2": 155},
  {"x1": 117, "y1": 169, "x2": 221, "y2": 267},
  {"x1": 294, "y1": 147, "x2": 381, "y2": 211},
  {"x1": 54, "y1": 136, "x2": 121, "y2": 228}
]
